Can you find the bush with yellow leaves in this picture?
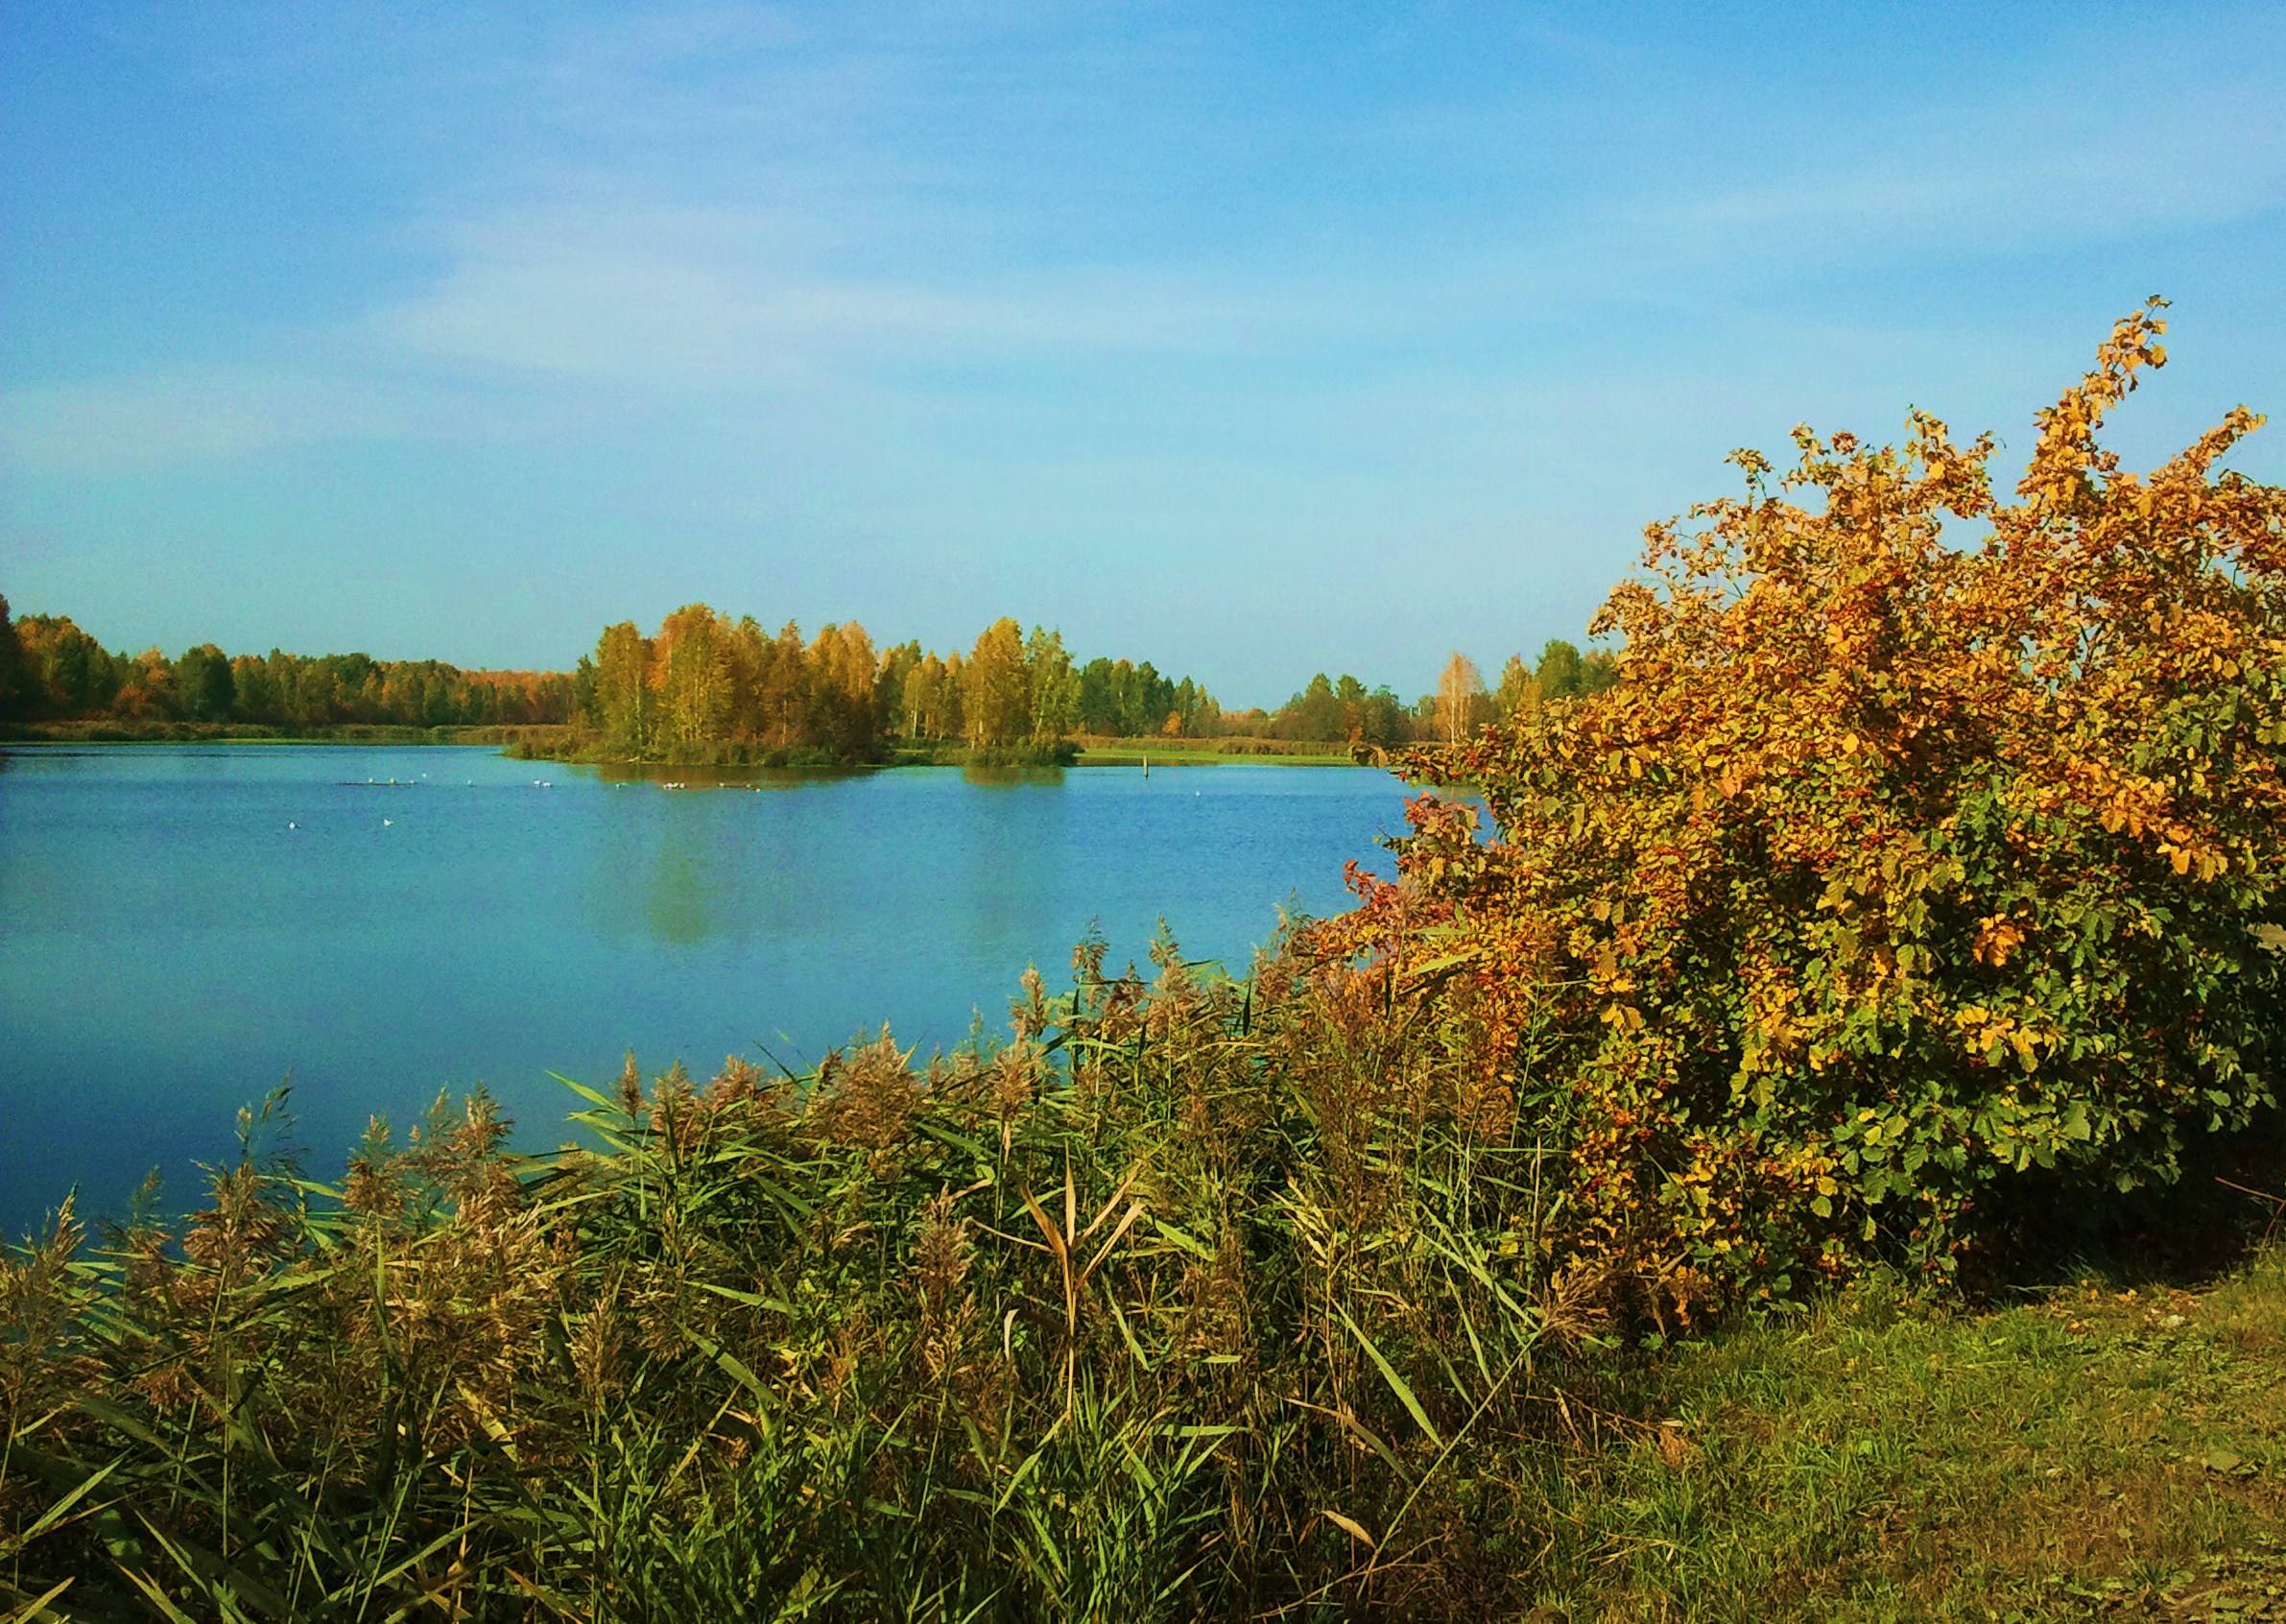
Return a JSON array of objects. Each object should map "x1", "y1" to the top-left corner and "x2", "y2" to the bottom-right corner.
[{"x1": 1322, "y1": 301, "x2": 2286, "y2": 1293}]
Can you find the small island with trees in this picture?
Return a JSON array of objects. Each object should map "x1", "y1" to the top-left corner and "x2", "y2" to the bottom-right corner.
[{"x1": 558, "y1": 608, "x2": 1614, "y2": 767}]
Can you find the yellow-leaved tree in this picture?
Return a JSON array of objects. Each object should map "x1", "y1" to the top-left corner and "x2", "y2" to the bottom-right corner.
[
  {"x1": 1315, "y1": 301, "x2": 2286, "y2": 1295},
  {"x1": 964, "y1": 617, "x2": 1031, "y2": 748}
]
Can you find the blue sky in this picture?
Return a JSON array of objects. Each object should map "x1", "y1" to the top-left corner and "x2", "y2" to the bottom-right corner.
[{"x1": 4, "y1": 2, "x2": 2282, "y2": 705}]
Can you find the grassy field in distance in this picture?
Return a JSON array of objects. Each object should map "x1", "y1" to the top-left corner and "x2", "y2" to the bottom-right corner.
[{"x1": 1073, "y1": 732, "x2": 1367, "y2": 767}]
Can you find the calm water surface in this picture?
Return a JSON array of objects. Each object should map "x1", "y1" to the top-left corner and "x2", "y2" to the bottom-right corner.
[{"x1": 0, "y1": 745, "x2": 1409, "y2": 1230}]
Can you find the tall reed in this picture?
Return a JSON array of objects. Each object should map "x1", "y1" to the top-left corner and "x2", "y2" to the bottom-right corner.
[{"x1": 2, "y1": 928, "x2": 1595, "y2": 1622}]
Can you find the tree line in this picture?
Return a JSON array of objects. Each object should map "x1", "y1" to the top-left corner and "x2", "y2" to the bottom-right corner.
[
  {"x1": 0, "y1": 587, "x2": 1619, "y2": 757},
  {"x1": 1262, "y1": 638, "x2": 1619, "y2": 749},
  {"x1": 572, "y1": 607, "x2": 1227, "y2": 761},
  {"x1": 573, "y1": 603, "x2": 1621, "y2": 763},
  {"x1": 0, "y1": 597, "x2": 572, "y2": 730}
]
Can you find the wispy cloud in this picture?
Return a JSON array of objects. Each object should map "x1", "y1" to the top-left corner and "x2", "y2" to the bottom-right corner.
[
  {"x1": 1635, "y1": 89, "x2": 2286, "y2": 272},
  {"x1": 0, "y1": 368, "x2": 415, "y2": 476},
  {"x1": 375, "y1": 206, "x2": 1330, "y2": 391}
]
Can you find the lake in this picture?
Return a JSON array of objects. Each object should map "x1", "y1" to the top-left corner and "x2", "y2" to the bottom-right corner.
[{"x1": 0, "y1": 745, "x2": 1412, "y2": 1232}]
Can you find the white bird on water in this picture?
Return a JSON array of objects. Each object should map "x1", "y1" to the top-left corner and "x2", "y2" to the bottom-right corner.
[{"x1": 382, "y1": 818, "x2": 393, "y2": 827}]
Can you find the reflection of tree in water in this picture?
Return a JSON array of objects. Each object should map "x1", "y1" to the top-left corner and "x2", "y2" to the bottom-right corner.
[
  {"x1": 644, "y1": 826, "x2": 722, "y2": 946},
  {"x1": 957, "y1": 769, "x2": 1068, "y2": 967},
  {"x1": 585, "y1": 776, "x2": 869, "y2": 948},
  {"x1": 959, "y1": 766, "x2": 1064, "y2": 789},
  {"x1": 582, "y1": 792, "x2": 747, "y2": 947}
]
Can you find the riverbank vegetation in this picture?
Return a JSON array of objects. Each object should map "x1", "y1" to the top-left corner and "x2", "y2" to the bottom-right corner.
[
  {"x1": 3, "y1": 964, "x2": 2279, "y2": 1622},
  {"x1": 569, "y1": 610, "x2": 1394, "y2": 766},
  {"x1": 554, "y1": 607, "x2": 1621, "y2": 768},
  {"x1": 1074, "y1": 734, "x2": 1366, "y2": 767},
  {"x1": 0, "y1": 616, "x2": 573, "y2": 738},
  {"x1": 0, "y1": 597, "x2": 1611, "y2": 767},
  {"x1": 6, "y1": 306, "x2": 2282, "y2": 1619},
  {"x1": 0, "y1": 591, "x2": 1607, "y2": 767}
]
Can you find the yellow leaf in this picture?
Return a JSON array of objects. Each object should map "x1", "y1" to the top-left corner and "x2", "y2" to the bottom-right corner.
[{"x1": 1322, "y1": 1508, "x2": 1377, "y2": 1548}]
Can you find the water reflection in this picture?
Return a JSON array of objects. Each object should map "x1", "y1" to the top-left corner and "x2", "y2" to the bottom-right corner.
[
  {"x1": 587, "y1": 760, "x2": 871, "y2": 791},
  {"x1": 583, "y1": 774, "x2": 796, "y2": 946},
  {"x1": 580, "y1": 765, "x2": 1089, "y2": 952},
  {"x1": 959, "y1": 766, "x2": 1067, "y2": 789},
  {"x1": 959, "y1": 769, "x2": 1071, "y2": 970},
  {"x1": 0, "y1": 746, "x2": 1407, "y2": 1230},
  {"x1": 642, "y1": 809, "x2": 738, "y2": 947}
]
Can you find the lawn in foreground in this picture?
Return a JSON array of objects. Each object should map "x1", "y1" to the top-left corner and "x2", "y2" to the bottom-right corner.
[{"x1": 1530, "y1": 1244, "x2": 2286, "y2": 1622}]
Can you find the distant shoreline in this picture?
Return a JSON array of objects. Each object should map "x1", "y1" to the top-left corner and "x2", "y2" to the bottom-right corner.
[
  {"x1": 1, "y1": 726, "x2": 1379, "y2": 770},
  {"x1": 0, "y1": 723, "x2": 533, "y2": 748},
  {"x1": 1073, "y1": 746, "x2": 1360, "y2": 768}
]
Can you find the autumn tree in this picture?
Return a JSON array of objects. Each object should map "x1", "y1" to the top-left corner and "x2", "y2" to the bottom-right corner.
[
  {"x1": 938, "y1": 653, "x2": 966, "y2": 740},
  {"x1": 560, "y1": 607, "x2": 1211, "y2": 757},
  {"x1": 1493, "y1": 654, "x2": 1536, "y2": 720},
  {"x1": 111, "y1": 649, "x2": 179, "y2": 719},
  {"x1": 13, "y1": 614, "x2": 121, "y2": 717},
  {"x1": 1024, "y1": 627, "x2": 1079, "y2": 742},
  {"x1": 901, "y1": 653, "x2": 959, "y2": 741},
  {"x1": 1435, "y1": 651, "x2": 1487, "y2": 747},
  {"x1": 2, "y1": 621, "x2": 572, "y2": 730},
  {"x1": 721, "y1": 616, "x2": 769, "y2": 739},
  {"x1": 757, "y1": 622, "x2": 810, "y2": 748},
  {"x1": 655, "y1": 604, "x2": 731, "y2": 752},
  {"x1": 964, "y1": 618, "x2": 1030, "y2": 748},
  {"x1": 876, "y1": 639, "x2": 923, "y2": 737},
  {"x1": 810, "y1": 621, "x2": 880, "y2": 758},
  {"x1": 592, "y1": 621, "x2": 655, "y2": 752},
  {"x1": 0, "y1": 595, "x2": 25, "y2": 722},
  {"x1": 1320, "y1": 302, "x2": 2286, "y2": 1294}
]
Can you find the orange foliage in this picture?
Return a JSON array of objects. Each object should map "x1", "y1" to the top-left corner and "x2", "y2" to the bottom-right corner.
[{"x1": 1314, "y1": 302, "x2": 2286, "y2": 1290}]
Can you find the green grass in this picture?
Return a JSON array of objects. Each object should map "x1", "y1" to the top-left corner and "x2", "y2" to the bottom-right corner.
[
  {"x1": 1074, "y1": 735, "x2": 1365, "y2": 768},
  {"x1": 1520, "y1": 1250, "x2": 2286, "y2": 1621}
]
